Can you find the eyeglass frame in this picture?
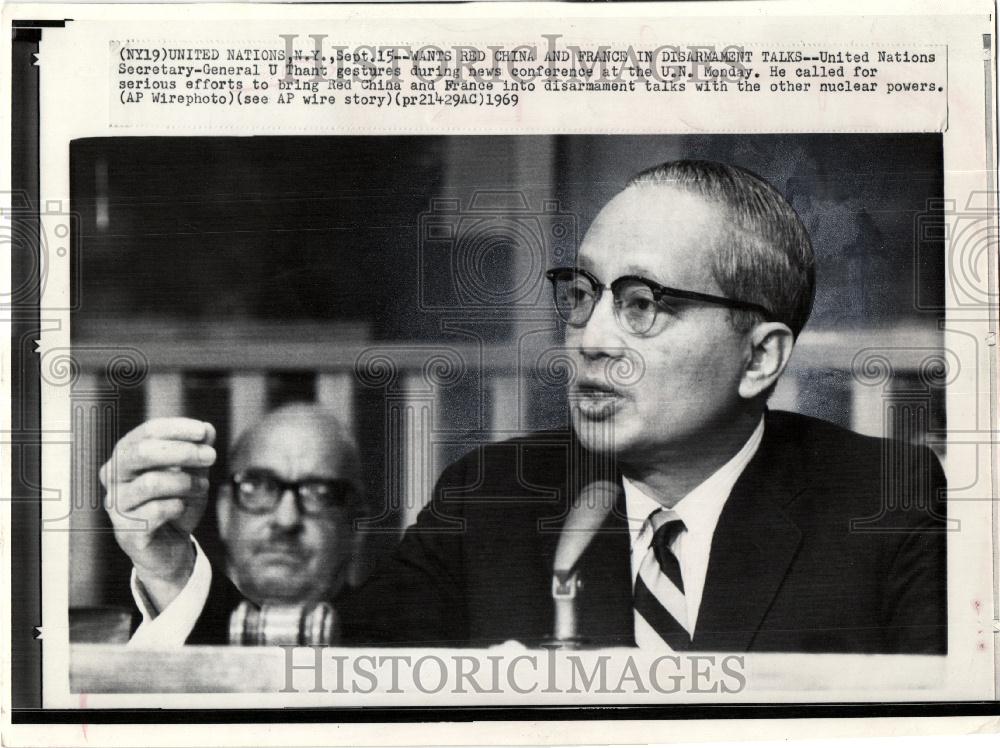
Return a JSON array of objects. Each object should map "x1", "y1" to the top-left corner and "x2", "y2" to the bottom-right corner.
[
  {"x1": 545, "y1": 266, "x2": 774, "y2": 334},
  {"x1": 229, "y1": 469, "x2": 354, "y2": 517}
]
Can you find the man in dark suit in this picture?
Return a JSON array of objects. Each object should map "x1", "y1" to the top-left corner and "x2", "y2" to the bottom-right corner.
[
  {"x1": 342, "y1": 411, "x2": 945, "y2": 653},
  {"x1": 104, "y1": 159, "x2": 946, "y2": 653},
  {"x1": 342, "y1": 160, "x2": 946, "y2": 653}
]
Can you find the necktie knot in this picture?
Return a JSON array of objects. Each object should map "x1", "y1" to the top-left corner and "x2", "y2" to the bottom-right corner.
[{"x1": 649, "y1": 512, "x2": 686, "y2": 593}]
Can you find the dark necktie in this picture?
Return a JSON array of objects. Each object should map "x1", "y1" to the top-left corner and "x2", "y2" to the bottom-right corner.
[{"x1": 633, "y1": 509, "x2": 691, "y2": 649}]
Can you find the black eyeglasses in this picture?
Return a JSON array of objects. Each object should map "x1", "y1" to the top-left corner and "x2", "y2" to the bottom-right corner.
[
  {"x1": 545, "y1": 267, "x2": 772, "y2": 335},
  {"x1": 230, "y1": 470, "x2": 353, "y2": 516}
]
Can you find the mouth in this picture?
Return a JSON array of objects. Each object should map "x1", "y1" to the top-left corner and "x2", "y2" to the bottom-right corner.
[
  {"x1": 570, "y1": 380, "x2": 627, "y2": 419},
  {"x1": 255, "y1": 545, "x2": 310, "y2": 566}
]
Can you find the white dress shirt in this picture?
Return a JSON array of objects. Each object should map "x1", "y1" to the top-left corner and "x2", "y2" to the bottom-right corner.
[
  {"x1": 624, "y1": 417, "x2": 764, "y2": 634},
  {"x1": 130, "y1": 419, "x2": 765, "y2": 646},
  {"x1": 128, "y1": 536, "x2": 213, "y2": 647}
]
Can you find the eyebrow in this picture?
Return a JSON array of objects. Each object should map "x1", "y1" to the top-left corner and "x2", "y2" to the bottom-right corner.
[
  {"x1": 240, "y1": 467, "x2": 343, "y2": 482},
  {"x1": 297, "y1": 474, "x2": 347, "y2": 483},
  {"x1": 573, "y1": 257, "x2": 651, "y2": 274},
  {"x1": 620, "y1": 264, "x2": 664, "y2": 282}
]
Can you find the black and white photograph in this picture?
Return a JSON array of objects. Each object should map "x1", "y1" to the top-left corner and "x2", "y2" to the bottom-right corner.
[
  {"x1": 3, "y1": 1, "x2": 998, "y2": 743},
  {"x1": 67, "y1": 133, "x2": 949, "y2": 657}
]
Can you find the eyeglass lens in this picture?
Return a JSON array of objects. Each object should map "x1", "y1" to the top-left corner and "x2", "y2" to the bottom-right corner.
[
  {"x1": 233, "y1": 471, "x2": 348, "y2": 515},
  {"x1": 551, "y1": 270, "x2": 662, "y2": 334}
]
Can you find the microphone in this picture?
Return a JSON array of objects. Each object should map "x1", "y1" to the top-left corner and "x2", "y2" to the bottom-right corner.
[
  {"x1": 549, "y1": 480, "x2": 619, "y2": 648},
  {"x1": 228, "y1": 601, "x2": 340, "y2": 646}
]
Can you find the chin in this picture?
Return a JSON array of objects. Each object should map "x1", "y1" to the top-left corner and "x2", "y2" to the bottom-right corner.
[
  {"x1": 246, "y1": 571, "x2": 311, "y2": 600},
  {"x1": 571, "y1": 411, "x2": 638, "y2": 455},
  {"x1": 254, "y1": 583, "x2": 316, "y2": 605}
]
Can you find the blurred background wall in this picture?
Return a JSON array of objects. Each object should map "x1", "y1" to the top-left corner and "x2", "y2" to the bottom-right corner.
[{"x1": 67, "y1": 134, "x2": 946, "y2": 609}]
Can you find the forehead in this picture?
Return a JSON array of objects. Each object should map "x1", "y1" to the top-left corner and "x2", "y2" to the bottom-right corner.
[
  {"x1": 233, "y1": 416, "x2": 346, "y2": 478},
  {"x1": 578, "y1": 185, "x2": 728, "y2": 289}
]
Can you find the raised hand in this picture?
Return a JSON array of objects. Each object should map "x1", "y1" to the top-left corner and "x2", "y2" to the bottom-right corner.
[{"x1": 100, "y1": 418, "x2": 217, "y2": 613}]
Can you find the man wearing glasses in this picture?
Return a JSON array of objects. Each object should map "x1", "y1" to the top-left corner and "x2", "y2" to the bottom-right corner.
[
  {"x1": 109, "y1": 403, "x2": 364, "y2": 645},
  {"x1": 106, "y1": 159, "x2": 946, "y2": 652}
]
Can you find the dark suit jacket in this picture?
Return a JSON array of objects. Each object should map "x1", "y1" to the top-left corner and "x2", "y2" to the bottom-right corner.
[{"x1": 195, "y1": 410, "x2": 948, "y2": 653}]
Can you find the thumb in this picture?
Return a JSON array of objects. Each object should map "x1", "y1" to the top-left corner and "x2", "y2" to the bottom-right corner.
[{"x1": 174, "y1": 488, "x2": 209, "y2": 536}]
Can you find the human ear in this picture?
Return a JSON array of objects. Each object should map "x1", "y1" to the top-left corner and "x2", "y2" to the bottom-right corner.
[{"x1": 738, "y1": 322, "x2": 795, "y2": 400}]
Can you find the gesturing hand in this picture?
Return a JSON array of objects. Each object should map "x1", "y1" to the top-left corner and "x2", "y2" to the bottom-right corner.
[{"x1": 100, "y1": 417, "x2": 217, "y2": 613}]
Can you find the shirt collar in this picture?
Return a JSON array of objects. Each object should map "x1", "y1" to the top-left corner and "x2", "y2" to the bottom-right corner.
[{"x1": 623, "y1": 417, "x2": 765, "y2": 545}]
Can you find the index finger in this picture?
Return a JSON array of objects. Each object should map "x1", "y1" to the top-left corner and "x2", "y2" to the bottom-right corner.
[{"x1": 121, "y1": 418, "x2": 215, "y2": 448}]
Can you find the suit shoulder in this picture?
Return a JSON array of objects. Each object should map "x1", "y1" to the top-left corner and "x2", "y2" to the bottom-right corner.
[
  {"x1": 434, "y1": 429, "x2": 579, "y2": 515},
  {"x1": 766, "y1": 410, "x2": 946, "y2": 523},
  {"x1": 443, "y1": 429, "x2": 577, "y2": 473},
  {"x1": 767, "y1": 409, "x2": 877, "y2": 450},
  {"x1": 767, "y1": 409, "x2": 942, "y2": 473}
]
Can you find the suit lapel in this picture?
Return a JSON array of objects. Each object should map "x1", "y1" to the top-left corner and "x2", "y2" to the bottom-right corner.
[
  {"x1": 692, "y1": 415, "x2": 806, "y2": 651},
  {"x1": 573, "y1": 486, "x2": 635, "y2": 646}
]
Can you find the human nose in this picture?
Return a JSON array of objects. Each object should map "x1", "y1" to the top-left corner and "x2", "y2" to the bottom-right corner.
[
  {"x1": 571, "y1": 288, "x2": 626, "y2": 360},
  {"x1": 271, "y1": 487, "x2": 303, "y2": 529}
]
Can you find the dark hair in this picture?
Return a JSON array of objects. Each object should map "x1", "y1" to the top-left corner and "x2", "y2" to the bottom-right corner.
[{"x1": 625, "y1": 159, "x2": 815, "y2": 338}]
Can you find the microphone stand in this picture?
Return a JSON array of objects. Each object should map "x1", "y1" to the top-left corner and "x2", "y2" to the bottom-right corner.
[{"x1": 543, "y1": 480, "x2": 619, "y2": 649}]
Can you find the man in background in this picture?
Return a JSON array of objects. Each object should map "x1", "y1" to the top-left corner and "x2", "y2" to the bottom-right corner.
[{"x1": 102, "y1": 403, "x2": 366, "y2": 645}]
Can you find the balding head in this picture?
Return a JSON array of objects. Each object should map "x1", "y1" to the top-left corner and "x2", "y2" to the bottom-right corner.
[
  {"x1": 229, "y1": 402, "x2": 363, "y2": 499},
  {"x1": 218, "y1": 402, "x2": 364, "y2": 604}
]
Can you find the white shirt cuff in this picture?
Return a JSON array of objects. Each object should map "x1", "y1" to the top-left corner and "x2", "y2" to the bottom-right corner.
[{"x1": 128, "y1": 536, "x2": 213, "y2": 648}]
